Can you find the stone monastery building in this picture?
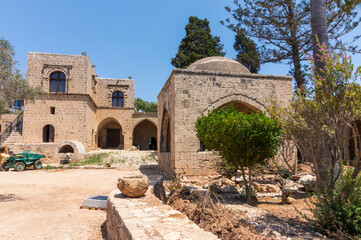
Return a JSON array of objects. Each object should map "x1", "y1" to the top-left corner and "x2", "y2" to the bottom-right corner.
[
  {"x1": 0, "y1": 53, "x2": 293, "y2": 176},
  {"x1": 2, "y1": 52, "x2": 157, "y2": 159}
]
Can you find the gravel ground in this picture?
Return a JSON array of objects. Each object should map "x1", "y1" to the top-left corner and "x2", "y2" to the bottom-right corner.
[{"x1": 0, "y1": 168, "x2": 157, "y2": 240}]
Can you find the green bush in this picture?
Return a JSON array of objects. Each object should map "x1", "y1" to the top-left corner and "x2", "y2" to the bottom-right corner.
[
  {"x1": 195, "y1": 105, "x2": 280, "y2": 204},
  {"x1": 308, "y1": 166, "x2": 361, "y2": 238},
  {"x1": 214, "y1": 158, "x2": 238, "y2": 179},
  {"x1": 274, "y1": 163, "x2": 292, "y2": 179}
]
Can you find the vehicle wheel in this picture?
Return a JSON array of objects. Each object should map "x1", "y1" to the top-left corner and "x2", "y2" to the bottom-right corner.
[
  {"x1": 0, "y1": 162, "x2": 10, "y2": 171},
  {"x1": 14, "y1": 162, "x2": 26, "y2": 171},
  {"x1": 34, "y1": 160, "x2": 42, "y2": 170}
]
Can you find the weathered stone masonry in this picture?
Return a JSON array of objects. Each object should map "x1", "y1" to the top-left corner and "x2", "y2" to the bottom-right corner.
[
  {"x1": 4, "y1": 52, "x2": 157, "y2": 161},
  {"x1": 157, "y1": 57, "x2": 293, "y2": 176}
]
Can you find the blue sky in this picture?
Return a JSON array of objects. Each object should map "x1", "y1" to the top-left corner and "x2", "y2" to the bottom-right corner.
[{"x1": 1, "y1": 0, "x2": 361, "y2": 102}]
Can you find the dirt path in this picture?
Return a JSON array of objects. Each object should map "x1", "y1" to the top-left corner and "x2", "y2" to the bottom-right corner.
[{"x1": 0, "y1": 168, "x2": 156, "y2": 240}]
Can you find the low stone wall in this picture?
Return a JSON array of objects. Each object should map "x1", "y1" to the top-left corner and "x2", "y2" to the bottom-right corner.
[
  {"x1": 6, "y1": 143, "x2": 58, "y2": 163},
  {"x1": 106, "y1": 189, "x2": 218, "y2": 240}
]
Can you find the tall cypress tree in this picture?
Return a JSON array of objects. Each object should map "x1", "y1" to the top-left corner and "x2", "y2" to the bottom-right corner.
[
  {"x1": 234, "y1": 29, "x2": 260, "y2": 73},
  {"x1": 171, "y1": 16, "x2": 225, "y2": 68}
]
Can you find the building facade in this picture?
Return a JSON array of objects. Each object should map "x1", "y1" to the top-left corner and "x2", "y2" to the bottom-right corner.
[
  {"x1": 157, "y1": 57, "x2": 294, "y2": 176},
  {"x1": 2, "y1": 52, "x2": 157, "y2": 160}
]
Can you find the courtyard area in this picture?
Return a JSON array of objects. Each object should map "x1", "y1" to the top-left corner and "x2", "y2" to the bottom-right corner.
[{"x1": 0, "y1": 168, "x2": 161, "y2": 240}]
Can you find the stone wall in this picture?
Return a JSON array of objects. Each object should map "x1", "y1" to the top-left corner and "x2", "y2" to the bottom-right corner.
[
  {"x1": 158, "y1": 68, "x2": 293, "y2": 176},
  {"x1": 0, "y1": 114, "x2": 18, "y2": 134},
  {"x1": 22, "y1": 95, "x2": 95, "y2": 150},
  {"x1": 6, "y1": 143, "x2": 58, "y2": 163},
  {"x1": 157, "y1": 75, "x2": 174, "y2": 174},
  {"x1": 96, "y1": 78, "x2": 134, "y2": 108},
  {"x1": 106, "y1": 189, "x2": 218, "y2": 240},
  {"x1": 26, "y1": 52, "x2": 95, "y2": 96}
]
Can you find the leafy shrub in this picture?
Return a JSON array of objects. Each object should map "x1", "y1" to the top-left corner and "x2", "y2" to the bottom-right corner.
[
  {"x1": 214, "y1": 158, "x2": 238, "y2": 179},
  {"x1": 195, "y1": 105, "x2": 281, "y2": 204},
  {"x1": 308, "y1": 166, "x2": 361, "y2": 238},
  {"x1": 274, "y1": 163, "x2": 292, "y2": 179}
]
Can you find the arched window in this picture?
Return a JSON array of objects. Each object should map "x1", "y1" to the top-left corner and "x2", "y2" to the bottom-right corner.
[
  {"x1": 112, "y1": 91, "x2": 124, "y2": 107},
  {"x1": 43, "y1": 125, "x2": 55, "y2": 142},
  {"x1": 50, "y1": 72, "x2": 66, "y2": 93}
]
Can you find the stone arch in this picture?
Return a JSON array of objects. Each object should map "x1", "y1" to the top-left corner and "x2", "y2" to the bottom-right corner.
[
  {"x1": 43, "y1": 124, "x2": 55, "y2": 142},
  {"x1": 56, "y1": 140, "x2": 86, "y2": 154},
  {"x1": 132, "y1": 119, "x2": 157, "y2": 150},
  {"x1": 59, "y1": 145, "x2": 74, "y2": 153},
  {"x1": 97, "y1": 117, "x2": 124, "y2": 149},
  {"x1": 202, "y1": 94, "x2": 265, "y2": 115},
  {"x1": 48, "y1": 69, "x2": 67, "y2": 78},
  {"x1": 199, "y1": 95, "x2": 263, "y2": 152},
  {"x1": 160, "y1": 109, "x2": 171, "y2": 152}
]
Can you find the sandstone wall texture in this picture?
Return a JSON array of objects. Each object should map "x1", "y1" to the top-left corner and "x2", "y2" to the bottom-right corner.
[
  {"x1": 157, "y1": 74, "x2": 175, "y2": 174},
  {"x1": 158, "y1": 66, "x2": 293, "y2": 176},
  {"x1": 0, "y1": 114, "x2": 18, "y2": 134},
  {"x1": 96, "y1": 78, "x2": 134, "y2": 108},
  {"x1": 106, "y1": 189, "x2": 218, "y2": 240},
  {"x1": 6, "y1": 143, "x2": 58, "y2": 162}
]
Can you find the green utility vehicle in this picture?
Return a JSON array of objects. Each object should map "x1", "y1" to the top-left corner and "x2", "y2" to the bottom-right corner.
[{"x1": 0, "y1": 151, "x2": 45, "y2": 171}]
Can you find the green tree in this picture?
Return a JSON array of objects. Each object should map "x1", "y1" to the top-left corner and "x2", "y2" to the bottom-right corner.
[
  {"x1": 0, "y1": 38, "x2": 42, "y2": 115},
  {"x1": 223, "y1": 0, "x2": 361, "y2": 90},
  {"x1": 195, "y1": 106, "x2": 281, "y2": 204},
  {"x1": 171, "y1": 16, "x2": 226, "y2": 68},
  {"x1": 268, "y1": 45, "x2": 361, "y2": 192},
  {"x1": 134, "y1": 98, "x2": 157, "y2": 112},
  {"x1": 234, "y1": 29, "x2": 260, "y2": 73}
]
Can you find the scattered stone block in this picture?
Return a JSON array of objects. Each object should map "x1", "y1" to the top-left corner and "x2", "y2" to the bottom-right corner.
[
  {"x1": 221, "y1": 185, "x2": 239, "y2": 194},
  {"x1": 117, "y1": 173, "x2": 149, "y2": 197},
  {"x1": 299, "y1": 174, "x2": 316, "y2": 192},
  {"x1": 265, "y1": 184, "x2": 279, "y2": 193},
  {"x1": 286, "y1": 197, "x2": 297, "y2": 204}
]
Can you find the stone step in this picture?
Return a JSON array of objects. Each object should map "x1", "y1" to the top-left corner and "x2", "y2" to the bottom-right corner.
[{"x1": 3, "y1": 131, "x2": 23, "y2": 144}]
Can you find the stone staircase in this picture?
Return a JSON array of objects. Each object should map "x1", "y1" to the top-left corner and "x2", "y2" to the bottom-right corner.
[
  {"x1": 2, "y1": 131, "x2": 22, "y2": 144},
  {"x1": 0, "y1": 112, "x2": 23, "y2": 145}
]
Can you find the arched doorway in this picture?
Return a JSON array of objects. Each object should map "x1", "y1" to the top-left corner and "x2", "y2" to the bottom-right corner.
[
  {"x1": 97, "y1": 118, "x2": 124, "y2": 149},
  {"x1": 132, "y1": 120, "x2": 157, "y2": 150},
  {"x1": 43, "y1": 125, "x2": 55, "y2": 142},
  {"x1": 160, "y1": 110, "x2": 170, "y2": 152}
]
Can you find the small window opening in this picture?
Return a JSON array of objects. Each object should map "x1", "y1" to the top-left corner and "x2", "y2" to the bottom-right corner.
[{"x1": 50, "y1": 107, "x2": 55, "y2": 114}]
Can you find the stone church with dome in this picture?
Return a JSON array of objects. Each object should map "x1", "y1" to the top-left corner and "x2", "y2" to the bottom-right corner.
[
  {"x1": 0, "y1": 53, "x2": 293, "y2": 175},
  {"x1": 157, "y1": 56, "x2": 293, "y2": 176}
]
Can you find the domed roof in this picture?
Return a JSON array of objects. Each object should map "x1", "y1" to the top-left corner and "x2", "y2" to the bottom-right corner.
[{"x1": 187, "y1": 56, "x2": 250, "y2": 74}]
